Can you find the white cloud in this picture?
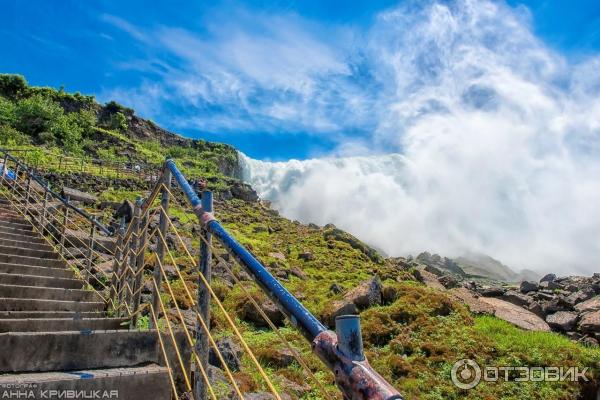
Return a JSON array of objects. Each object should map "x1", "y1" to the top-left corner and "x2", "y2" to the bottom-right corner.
[
  {"x1": 100, "y1": 0, "x2": 600, "y2": 274},
  {"x1": 240, "y1": 0, "x2": 600, "y2": 275}
]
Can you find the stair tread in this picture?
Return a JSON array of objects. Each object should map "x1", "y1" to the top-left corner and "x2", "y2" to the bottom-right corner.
[
  {"x1": 0, "y1": 297, "x2": 104, "y2": 305},
  {"x1": 0, "y1": 272, "x2": 81, "y2": 283},
  {"x1": 0, "y1": 363, "x2": 167, "y2": 383},
  {"x1": 0, "y1": 311, "x2": 106, "y2": 319}
]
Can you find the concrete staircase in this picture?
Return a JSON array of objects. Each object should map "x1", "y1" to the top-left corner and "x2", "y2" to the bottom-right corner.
[{"x1": 0, "y1": 196, "x2": 173, "y2": 399}]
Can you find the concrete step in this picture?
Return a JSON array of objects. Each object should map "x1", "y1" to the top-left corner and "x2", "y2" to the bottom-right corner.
[
  {"x1": 0, "y1": 222, "x2": 35, "y2": 236},
  {"x1": 0, "y1": 298, "x2": 104, "y2": 312},
  {"x1": 0, "y1": 317, "x2": 130, "y2": 332},
  {"x1": 0, "y1": 284, "x2": 102, "y2": 302},
  {"x1": 0, "y1": 215, "x2": 28, "y2": 225},
  {"x1": 0, "y1": 225, "x2": 40, "y2": 239},
  {"x1": 0, "y1": 230, "x2": 46, "y2": 245},
  {"x1": 0, "y1": 219, "x2": 33, "y2": 232},
  {"x1": 0, "y1": 262, "x2": 75, "y2": 279},
  {"x1": 0, "y1": 330, "x2": 188, "y2": 373},
  {"x1": 0, "y1": 237, "x2": 54, "y2": 252},
  {"x1": 0, "y1": 272, "x2": 84, "y2": 289},
  {"x1": 0, "y1": 310, "x2": 106, "y2": 319},
  {"x1": 0, "y1": 364, "x2": 171, "y2": 400},
  {"x1": 0, "y1": 253, "x2": 65, "y2": 268},
  {"x1": 0, "y1": 244, "x2": 60, "y2": 260}
]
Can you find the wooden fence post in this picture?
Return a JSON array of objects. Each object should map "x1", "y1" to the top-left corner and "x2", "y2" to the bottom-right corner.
[{"x1": 195, "y1": 190, "x2": 213, "y2": 400}]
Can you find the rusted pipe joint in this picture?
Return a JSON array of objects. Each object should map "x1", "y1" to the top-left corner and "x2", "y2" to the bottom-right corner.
[{"x1": 312, "y1": 330, "x2": 403, "y2": 400}]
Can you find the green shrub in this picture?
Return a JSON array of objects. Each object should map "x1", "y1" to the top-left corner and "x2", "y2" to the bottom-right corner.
[
  {"x1": 0, "y1": 96, "x2": 16, "y2": 126},
  {"x1": 109, "y1": 111, "x2": 128, "y2": 132},
  {"x1": 0, "y1": 74, "x2": 28, "y2": 99},
  {"x1": 0, "y1": 125, "x2": 29, "y2": 145}
]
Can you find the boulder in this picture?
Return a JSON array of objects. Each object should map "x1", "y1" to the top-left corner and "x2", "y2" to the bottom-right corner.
[
  {"x1": 321, "y1": 299, "x2": 358, "y2": 327},
  {"x1": 438, "y1": 275, "x2": 460, "y2": 289},
  {"x1": 546, "y1": 311, "x2": 578, "y2": 332},
  {"x1": 61, "y1": 186, "x2": 98, "y2": 205},
  {"x1": 343, "y1": 276, "x2": 382, "y2": 309},
  {"x1": 257, "y1": 347, "x2": 295, "y2": 368},
  {"x1": 268, "y1": 252, "x2": 286, "y2": 261},
  {"x1": 543, "y1": 297, "x2": 573, "y2": 314},
  {"x1": 478, "y1": 286, "x2": 506, "y2": 297},
  {"x1": 479, "y1": 297, "x2": 551, "y2": 331},
  {"x1": 413, "y1": 267, "x2": 445, "y2": 291},
  {"x1": 540, "y1": 273, "x2": 557, "y2": 283},
  {"x1": 240, "y1": 299, "x2": 285, "y2": 328},
  {"x1": 289, "y1": 266, "x2": 307, "y2": 280},
  {"x1": 502, "y1": 290, "x2": 531, "y2": 308},
  {"x1": 448, "y1": 288, "x2": 495, "y2": 315},
  {"x1": 578, "y1": 310, "x2": 600, "y2": 334},
  {"x1": 520, "y1": 281, "x2": 539, "y2": 294},
  {"x1": 209, "y1": 337, "x2": 243, "y2": 372},
  {"x1": 297, "y1": 252, "x2": 315, "y2": 262},
  {"x1": 539, "y1": 280, "x2": 560, "y2": 290},
  {"x1": 575, "y1": 296, "x2": 600, "y2": 313},
  {"x1": 527, "y1": 301, "x2": 546, "y2": 319},
  {"x1": 565, "y1": 288, "x2": 596, "y2": 307},
  {"x1": 230, "y1": 182, "x2": 259, "y2": 202}
]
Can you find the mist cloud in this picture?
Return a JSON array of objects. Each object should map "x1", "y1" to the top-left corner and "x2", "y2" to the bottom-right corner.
[{"x1": 241, "y1": 0, "x2": 600, "y2": 275}]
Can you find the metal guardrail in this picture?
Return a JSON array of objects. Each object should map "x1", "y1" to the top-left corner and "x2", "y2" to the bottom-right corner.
[
  {"x1": 0, "y1": 148, "x2": 403, "y2": 399},
  {"x1": 165, "y1": 159, "x2": 403, "y2": 400},
  {"x1": 0, "y1": 148, "x2": 113, "y2": 235}
]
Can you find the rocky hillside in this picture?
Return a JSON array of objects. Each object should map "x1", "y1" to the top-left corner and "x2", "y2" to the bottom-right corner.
[{"x1": 1, "y1": 75, "x2": 598, "y2": 399}]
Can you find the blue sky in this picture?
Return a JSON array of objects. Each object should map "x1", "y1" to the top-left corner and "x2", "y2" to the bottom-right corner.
[{"x1": 1, "y1": 0, "x2": 599, "y2": 160}]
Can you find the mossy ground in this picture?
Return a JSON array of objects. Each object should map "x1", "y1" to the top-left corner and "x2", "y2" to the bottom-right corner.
[
  {"x1": 97, "y1": 187, "x2": 600, "y2": 399},
  {"x1": 2, "y1": 75, "x2": 596, "y2": 398}
]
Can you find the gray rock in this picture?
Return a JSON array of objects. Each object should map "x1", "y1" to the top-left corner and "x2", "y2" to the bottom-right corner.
[
  {"x1": 343, "y1": 275, "x2": 382, "y2": 309},
  {"x1": 578, "y1": 310, "x2": 600, "y2": 334},
  {"x1": 439, "y1": 275, "x2": 460, "y2": 289},
  {"x1": 539, "y1": 280, "x2": 561, "y2": 290},
  {"x1": 479, "y1": 286, "x2": 506, "y2": 297},
  {"x1": 546, "y1": 311, "x2": 578, "y2": 332},
  {"x1": 543, "y1": 297, "x2": 573, "y2": 314},
  {"x1": 503, "y1": 290, "x2": 531, "y2": 308},
  {"x1": 240, "y1": 299, "x2": 285, "y2": 328},
  {"x1": 298, "y1": 252, "x2": 315, "y2": 261},
  {"x1": 209, "y1": 337, "x2": 242, "y2": 372},
  {"x1": 520, "y1": 281, "x2": 539, "y2": 294},
  {"x1": 540, "y1": 273, "x2": 557, "y2": 283},
  {"x1": 575, "y1": 296, "x2": 600, "y2": 313},
  {"x1": 321, "y1": 299, "x2": 358, "y2": 327},
  {"x1": 565, "y1": 288, "x2": 596, "y2": 307}
]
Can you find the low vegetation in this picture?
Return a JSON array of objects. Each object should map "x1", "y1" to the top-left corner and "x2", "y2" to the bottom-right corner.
[{"x1": 2, "y1": 75, "x2": 597, "y2": 399}]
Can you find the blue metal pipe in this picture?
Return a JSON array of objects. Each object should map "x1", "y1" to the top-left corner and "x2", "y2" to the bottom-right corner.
[{"x1": 165, "y1": 159, "x2": 326, "y2": 341}]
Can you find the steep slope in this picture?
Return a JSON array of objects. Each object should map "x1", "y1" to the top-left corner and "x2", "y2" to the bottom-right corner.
[{"x1": 0, "y1": 75, "x2": 598, "y2": 399}]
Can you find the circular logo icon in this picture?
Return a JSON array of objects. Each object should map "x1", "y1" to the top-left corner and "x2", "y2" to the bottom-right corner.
[{"x1": 451, "y1": 359, "x2": 481, "y2": 390}]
